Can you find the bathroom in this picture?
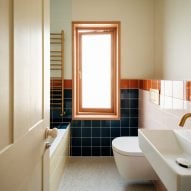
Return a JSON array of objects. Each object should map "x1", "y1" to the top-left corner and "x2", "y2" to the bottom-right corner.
[
  {"x1": 0, "y1": 0, "x2": 191, "y2": 191},
  {"x1": 50, "y1": 0, "x2": 191, "y2": 190}
]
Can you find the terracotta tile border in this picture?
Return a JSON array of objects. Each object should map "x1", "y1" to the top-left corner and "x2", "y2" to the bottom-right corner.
[
  {"x1": 50, "y1": 79, "x2": 191, "y2": 101},
  {"x1": 120, "y1": 79, "x2": 139, "y2": 89},
  {"x1": 51, "y1": 79, "x2": 141, "y2": 89},
  {"x1": 64, "y1": 80, "x2": 72, "y2": 89},
  {"x1": 50, "y1": 79, "x2": 72, "y2": 89}
]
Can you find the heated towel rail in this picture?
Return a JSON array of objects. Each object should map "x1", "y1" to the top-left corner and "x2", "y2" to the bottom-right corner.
[{"x1": 50, "y1": 31, "x2": 65, "y2": 123}]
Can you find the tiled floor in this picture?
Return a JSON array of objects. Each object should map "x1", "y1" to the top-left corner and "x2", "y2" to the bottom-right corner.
[{"x1": 58, "y1": 157, "x2": 155, "y2": 191}]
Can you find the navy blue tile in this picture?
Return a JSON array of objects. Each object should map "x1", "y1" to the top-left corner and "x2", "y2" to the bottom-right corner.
[
  {"x1": 71, "y1": 128, "x2": 81, "y2": 137},
  {"x1": 71, "y1": 120, "x2": 81, "y2": 128},
  {"x1": 50, "y1": 124, "x2": 55, "y2": 129},
  {"x1": 121, "y1": 128, "x2": 130, "y2": 136},
  {"x1": 64, "y1": 108, "x2": 72, "y2": 118},
  {"x1": 101, "y1": 138, "x2": 111, "y2": 147},
  {"x1": 129, "y1": 99, "x2": 139, "y2": 109},
  {"x1": 130, "y1": 118, "x2": 138, "y2": 127},
  {"x1": 130, "y1": 128, "x2": 138, "y2": 136},
  {"x1": 92, "y1": 128, "x2": 100, "y2": 137},
  {"x1": 82, "y1": 128, "x2": 91, "y2": 137},
  {"x1": 130, "y1": 109, "x2": 138, "y2": 118},
  {"x1": 62, "y1": 117, "x2": 72, "y2": 122},
  {"x1": 64, "y1": 89, "x2": 72, "y2": 99},
  {"x1": 120, "y1": 89, "x2": 130, "y2": 99},
  {"x1": 71, "y1": 138, "x2": 81, "y2": 147},
  {"x1": 92, "y1": 138, "x2": 100, "y2": 146},
  {"x1": 71, "y1": 147, "x2": 81, "y2": 156},
  {"x1": 101, "y1": 128, "x2": 110, "y2": 137},
  {"x1": 82, "y1": 147, "x2": 91, "y2": 156},
  {"x1": 51, "y1": 117, "x2": 62, "y2": 123},
  {"x1": 68, "y1": 88, "x2": 139, "y2": 157},
  {"x1": 110, "y1": 147, "x2": 113, "y2": 156},
  {"x1": 121, "y1": 118, "x2": 130, "y2": 127},
  {"x1": 130, "y1": 99, "x2": 138, "y2": 108},
  {"x1": 110, "y1": 137, "x2": 116, "y2": 142},
  {"x1": 52, "y1": 109, "x2": 62, "y2": 119},
  {"x1": 81, "y1": 120, "x2": 91, "y2": 127},
  {"x1": 64, "y1": 99, "x2": 72, "y2": 108},
  {"x1": 111, "y1": 128, "x2": 120, "y2": 137},
  {"x1": 50, "y1": 122, "x2": 61, "y2": 128},
  {"x1": 82, "y1": 138, "x2": 91, "y2": 147},
  {"x1": 92, "y1": 147, "x2": 101, "y2": 156},
  {"x1": 101, "y1": 120, "x2": 110, "y2": 127},
  {"x1": 121, "y1": 99, "x2": 130, "y2": 108},
  {"x1": 111, "y1": 120, "x2": 120, "y2": 127},
  {"x1": 101, "y1": 147, "x2": 111, "y2": 156},
  {"x1": 128, "y1": 89, "x2": 138, "y2": 99},
  {"x1": 121, "y1": 109, "x2": 130, "y2": 117},
  {"x1": 57, "y1": 122, "x2": 69, "y2": 129},
  {"x1": 92, "y1": 120, "x2": 100, "y2": 127}
]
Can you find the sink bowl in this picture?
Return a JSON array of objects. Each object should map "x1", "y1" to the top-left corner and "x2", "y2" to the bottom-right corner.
[{"x1": 138, "y1": 129, "x2": 191, "y2": 191}]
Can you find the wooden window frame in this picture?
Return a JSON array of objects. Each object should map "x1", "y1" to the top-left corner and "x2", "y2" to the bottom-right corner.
[{"x1": 72, "y1": 21, "x2": 120, "y2": 120}]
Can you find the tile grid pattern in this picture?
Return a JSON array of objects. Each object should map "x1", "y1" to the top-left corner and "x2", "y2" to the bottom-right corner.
[
  {"x1": 50, "y1": 88, "x2": 139, "y2": 156},
  {"x1": 71, "y1": 89, "x2": 139, "y2": 156},
  {"x1": 50, "y1": 88, "x2": 72, "y2": 129},
  {"x1": 50, "y1": 79, "x2": 191, "y2": 155}
]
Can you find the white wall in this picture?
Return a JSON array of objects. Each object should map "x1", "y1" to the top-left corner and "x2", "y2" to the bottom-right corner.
[
  {"x1": 139, "y1": 89, "x2": 191, "y2": 130},
  {"x1": 50, "y1": 0, "x2": 72, "y2": 79},
  {"x1": 51, "y1": 0, "x2": 155, "y2": 79},
  {"x1": 154, "y1": 0, "x2": 191, "y2": 80}
]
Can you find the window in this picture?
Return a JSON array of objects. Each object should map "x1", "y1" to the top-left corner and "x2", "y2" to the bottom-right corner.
[{"x1": 72, "y1": 21, "x2": 120, "y2": 119}]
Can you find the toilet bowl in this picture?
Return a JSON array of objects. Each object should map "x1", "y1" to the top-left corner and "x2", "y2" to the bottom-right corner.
[{"x1": 112, "y1": 137, "x2": 157, "y2": 181}]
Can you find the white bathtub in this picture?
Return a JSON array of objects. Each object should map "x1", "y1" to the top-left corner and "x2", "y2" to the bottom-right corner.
[{"x1": 49, "y1": 125, "x2": 70, "y2": 191}]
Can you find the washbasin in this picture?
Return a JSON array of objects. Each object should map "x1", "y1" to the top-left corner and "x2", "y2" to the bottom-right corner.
[{"x1": 138, "y1": 129, "x2": 191, "y2": 191}]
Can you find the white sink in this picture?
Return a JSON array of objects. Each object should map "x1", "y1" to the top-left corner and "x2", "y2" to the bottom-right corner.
[{"x1": 138, "y1": 129, "x2": 191, "y2": 191}]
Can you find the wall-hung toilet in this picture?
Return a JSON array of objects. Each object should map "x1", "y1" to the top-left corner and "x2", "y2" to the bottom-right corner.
[{"x1": 112, "y1": 137, "x2": 157, "y2": 182}]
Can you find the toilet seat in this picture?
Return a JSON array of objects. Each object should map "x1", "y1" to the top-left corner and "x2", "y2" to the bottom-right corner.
[{"x1": 112, "y1": 137, "x2": 143, "y2": 157}]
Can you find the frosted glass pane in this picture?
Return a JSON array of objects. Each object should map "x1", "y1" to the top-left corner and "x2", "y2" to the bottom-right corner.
[{"x1": 81, "y1": 34, "x2": 111, "y2": 108}]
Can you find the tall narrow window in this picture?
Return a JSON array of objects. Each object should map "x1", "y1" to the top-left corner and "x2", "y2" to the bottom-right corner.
[{"x1": 73, "y1": 22, "x2": 120, "y2": 119}]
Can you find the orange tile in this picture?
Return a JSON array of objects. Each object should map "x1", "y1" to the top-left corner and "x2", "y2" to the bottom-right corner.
[
  {"x1": 151, "y1": 80, "x2": 157, "y2": 89},
  {"x1": 139, "y1": 80, "x2": 143, "y2": 89},
  {"x1": 143, "y1": 80, "x2": 148, "y2": 90},
  {"x1": 147, "y1": 80, "x2": 152, "y2": 90},
  {"x1": 120, "y1": 79, "x2": 129, "y2": 89},
  {"x1": 129, "y1": 80, "x2": 139, "y2": 88},
  {"x1": 51, "y1": 79, "x2": 72, "y2": 89},
  {"x1": 139, "y1": 79, "x2": 161, "y2": 91},
  {"x1": 64, "y1": 79, "x2": 72, "y2": 89},
  {"x1": 186, "y1": 81, "x2": 191, "y2": 89}
]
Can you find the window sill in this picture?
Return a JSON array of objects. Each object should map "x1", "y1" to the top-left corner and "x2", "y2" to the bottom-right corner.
[{"x1": 72, "y1": 114, "x2": 120, "y2": 120}]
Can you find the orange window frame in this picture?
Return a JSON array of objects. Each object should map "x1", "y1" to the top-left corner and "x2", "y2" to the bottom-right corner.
[{"x1": 72, "y1": 21, "x2": 120, "y2": 120}]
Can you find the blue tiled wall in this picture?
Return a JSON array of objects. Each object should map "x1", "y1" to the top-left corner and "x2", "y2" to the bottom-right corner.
[
  {"x1": 50, "y1": 89, "x2": 72, "y2": 129},
  {"x1": 50, "y1": 89, "x2": 139, "y2": 155},
  {"x1": 70, "y1": 89, "x2": 139, "y2": 156}
]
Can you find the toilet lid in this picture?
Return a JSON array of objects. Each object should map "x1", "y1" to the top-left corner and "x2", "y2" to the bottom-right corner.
[{"x1": 112, "y1": 137, "x2": 144, "y2": 156}]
